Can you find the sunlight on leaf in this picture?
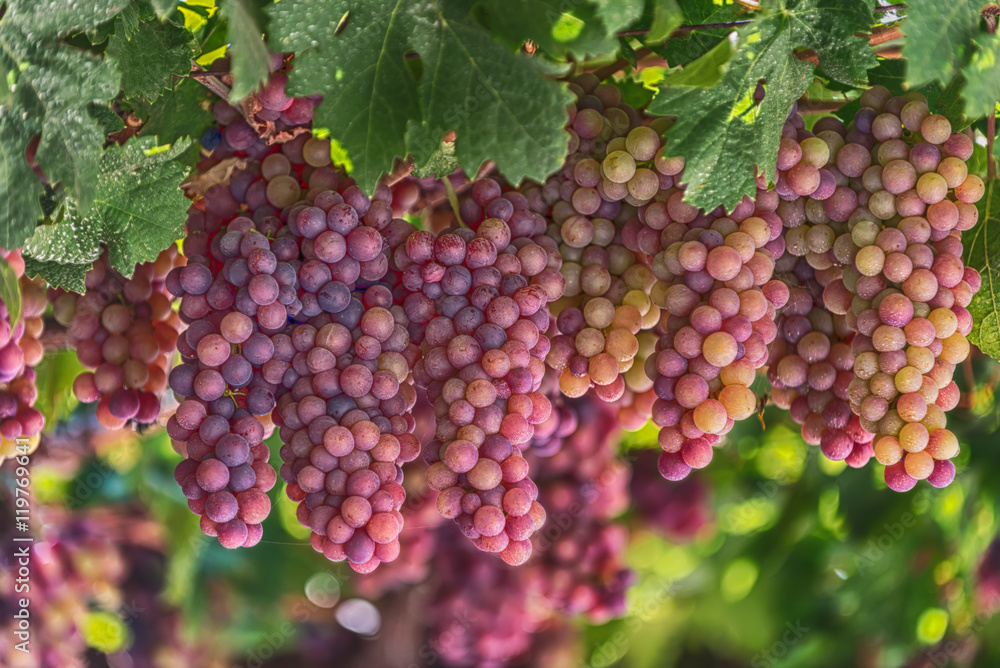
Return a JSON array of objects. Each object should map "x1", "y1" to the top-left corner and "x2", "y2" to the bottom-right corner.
[{"x1": 552, "y1": 12, "x2": 586, "y2": 43}]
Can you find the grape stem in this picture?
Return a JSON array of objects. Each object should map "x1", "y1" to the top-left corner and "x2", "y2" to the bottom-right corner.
[
  {"x1": 595, "y1": 11, "x2": 904, "y2": 79},
  {"x1": 867, "y1": 25, "x2": 904, "y2": 47},
  {"x1": 615, "y1": 20, "x2": 754, "y2": 38},
  {"x1": 107, "y1": 110, "x2": 143, "y2": 146},
  {"x1": 384, "y1": 159, "x2": 415, "y2": 187},
  {"x1": 416, "y1": 161, "x2": 496, "y2": 215},
  {"x1": 186, "y1": 61, "x2": 231, "y2": 101},
  {"x1": 187, "y1": 70, "x2": 231, "y2": 79},
  {"x1": 39, "y1": 318, "x2": 72, "y2": 352},
  {"x1": 960, "y1": 357, "x2": 976, "y2": 410},
  {"x1": 185, "y1": 61, "x2": 258, "y2": 130},
  {"x1": 989, "y1": 106, "x2": 997, "y2": 182},
  {"x1": 987, "y1": 5, "x2": 998, "y2": 183},
  {"x1": 985, "y1": 5, "x2": 999, "y2": 34},
  {"x1": 796, "y1": 98, "x2": 850, "y2": 114},
  {"x1": 612, "y1": 6, "x2": 904, "y2": 39}
]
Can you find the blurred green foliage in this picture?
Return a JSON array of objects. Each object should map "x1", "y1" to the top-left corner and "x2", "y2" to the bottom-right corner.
[{"x1": 26, "y1": 346, "x2": 1000, "y2": 668}]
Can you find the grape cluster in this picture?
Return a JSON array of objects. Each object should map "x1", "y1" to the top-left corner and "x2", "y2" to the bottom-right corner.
[
  {"x1": 167, "y1": 212, "x2": 279, "y2": 549},
  {"x1": 768, "y1": 283, "x2": 875, "y2": 468},
  {"x1": 396, "y1": 212, "x2": 561, "y2": 565},
  {"x1": 170, "y1": 111, "x2": 326, "y2": 548},
  {"x1": 470, "y1": 76, "x2": 792, "y2": 479},
  {"x1": 425, "y1": 532, "x2": 539, "y2": 667},
  {"x1": 375, "y1": 401, "x2": 631, "y2": 658},
  {"x1": 17, "y1": 275, "x2": 47, "y2": 370},
  {"x1": 352, "y1": 489, "x2": 444, "y2": 599},
  {"x1": 355, "y1": 399, "x2": 632, "y2": 635},
  {"x1": 190, "y1": 86, "x2": 425, "y2": 567},
  {"x1": 54, "y1": 248, "x2": 184, "y2": 429},
  {"x1": 0, "y1": 249, "x2": 45, "y2": 462},
  {"x1": 201, "y1": 52, "x2": 320, "y2": 158},
  {"x1": 0, "y1": 501, "x2": 128, "y2": 668},
  {"x1": 771, "y1": 86, "x2": 981, "y2": 490},
  {"x1": 488, "y1": 77, "x2": 664, "y2": 403},
  {"x1": 642, "y1": 184, "x2": 788, "y2": 481},
  {"x1": 277, "y1": 284, "x2": 421, "y2": 574},
  {"x1": 977, "y1": 537, "x2": 1000, "y2": 614},
  {"x1": 525, "y1": 397, "x2": 633, "y2": 622},
  {"x1": 629, "y1": 449, "x2": 712, "y2": 541},
  {"x1": 528, "y1": 370, "x2": 582, "y2": 457}
]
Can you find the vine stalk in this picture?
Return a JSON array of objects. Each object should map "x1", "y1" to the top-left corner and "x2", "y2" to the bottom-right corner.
[
  {"x1": 420, "y1": 161, "x2": 496, "y2": 213},
  {"x1": 40, "y1": 318, "x2": 71, "y2": 352},
  {"x1": 989, "y1": 109, "x2": 997, "y2": 183},
  {"x1": 987, "y1": 6, "x2": 998, "y2": 181},
  {"x1": 184, "y1": 61, "x2": 258, "y2": 130},
  {"x1": 384, "y1": 159, "x2": 416, "y2": 187},
  {"x1": 612, "y1": 4, "x2": 906, "y2": 40},
  {"x1": 590, "y1": 2, "x2": 906, "y2": 79}
]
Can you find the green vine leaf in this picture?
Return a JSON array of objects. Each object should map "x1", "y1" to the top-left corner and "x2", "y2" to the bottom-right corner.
[
  {"x1": 0, "y1": 0, "x2": 130, "y2": 41},
  {"x1": 653, "y1": 0, "x2": 744, "y2": 68},
  {"x1": 22, "y1": 258, "x2": 93, "y2": 294},
  {"x1": 221, "y1": 0, "x2": 272, "y2": 101},
  {"x1": 649, "y1": 11, "x2": 812, "y2": 211},
  {"x1": 406, "y1": 0, "x2": 574, "y2": 189},
  {"x1": 963, "y1": 34, "x2": 1000, "y2": 119},
  {"x1": 106, "y1": 2, "x2": 197, "y2": 101},
  {"x1": 24, "y1": 138, "x2": 192, "y2": 291},
  {"x1": 135, "y1": 78, "x2": 214, "y2": 147},
  {"x1": 903, "y1": 2, "x2": 999, "y2": 119},
  {"x1": 150, "y1": 0, "x2": 178, "y2": 17},
  {"x1": 658, "y1": 34, "x2": 736, "y2": 88},
  {"x1": 269, "y1": 0, "x2": 573, "y2": 193},
  {"x1": 89, "y1": 102, "x2": 128, "y2": 135},
  {"x1": 30, "y1": 350, "x2": 86, "y2": 427},
  {"x1": 903, "y1": 0, "x2": 980, "y2": 89},
  {"x1": 592, "y1": 0, "x2": 646, "y2": 34},
  {"x1": 786, "y1": 0, "x2": 876, "y2": 86},
  {"x1": 0, "y1": 259, "x2": 22, "y2": 326},
  {"x1": 649, "y1": 0, "x2": 876, "y2": 212},
  {"x1": 645, "y1": 0, "x2": 683, "y2": 42},
  {"x1": 0, "y1": 1, "x2": 128, "y2": 243},
  {"x1": 933, "y1": 74, "x2": 970, "y2": 130},
  {"x1": 615, "y1": 77, "x2": 656, "y2": 109},
  {"x1": 619, "y1": 37, "x2": 639, "y2": 69},
  {"x1": 22, "y1": 47, "x2": 121, "y2": 216},
  {"x1": 268, "y1": 0, "x2": 418, "y2": 191},
  {"x1": 483, "y1": 0, "x2": 647, "y2": 59},
  {"x1": 0, "y1": 108, "x2": 46, "y2": 250},
  {"x1": 966, "y1": 179, "x2": 1000, "y2": 362},
  {"x1": 89, "y1": 0, "x2": 142, "y2": 45}
]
